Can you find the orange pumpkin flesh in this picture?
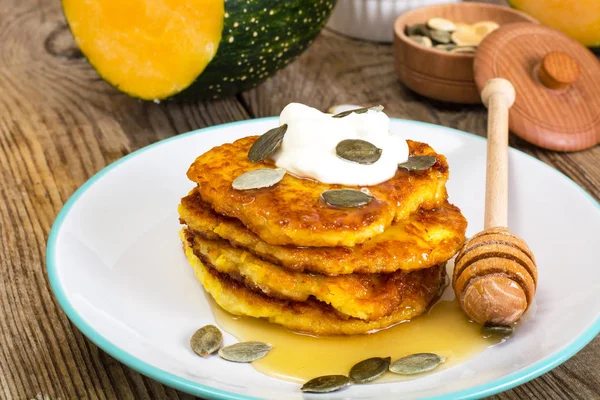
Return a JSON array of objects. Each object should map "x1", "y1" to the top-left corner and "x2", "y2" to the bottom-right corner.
[{"x1": 62, "y1": 0, "x2": 224, "y2": 100}]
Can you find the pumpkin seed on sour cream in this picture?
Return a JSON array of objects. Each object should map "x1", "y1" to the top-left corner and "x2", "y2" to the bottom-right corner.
[
  {"x1": 301, "y1": 375, "x2": 351, "y2": 393},
  {"x1": 482, "y1": 324, "x2": 514, "y2": 337},
  {"x1": 336, "y1": 139, "x2": 382, "y2": 165},
  {"x1": 190, "y1": 325, "x2": 223, "y2": 357},
  {"x1": 405, "y1": 23, "x2": 429, "y2": 37},
  {"x1": 389, "y1": 353, "x2": 445, "y2": 375},
  {"x1": 321, "y1": 189, "x2": 374, "y2": 208},
  {"x1": 332, "y1": 105, "x2": 384, "y2": 118},
  {"x1": 248, "y1": 124, "x2": 288, "y2": 162},
  {"x1": 218, "y1": 341, "x2": 272, "y2": 363},
  {"x1": 232, "y1": 168, "x2": 286, "y2": 191},
  {"x1": 349, "y1": 357, "x2": 391, "y2": 384},
  {"x1": 398, "y1": 155, "x2": 437, "y2": 171},
  {"x1": 327, "y1": 104, "x2": 362, "y2": 115}
]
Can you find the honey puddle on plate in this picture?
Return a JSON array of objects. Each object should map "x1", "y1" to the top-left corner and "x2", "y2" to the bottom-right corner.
[{"x1": 209, "y1": 298, "x2": 501, "y2": 383}]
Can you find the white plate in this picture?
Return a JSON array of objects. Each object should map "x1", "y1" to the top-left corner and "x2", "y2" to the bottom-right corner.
[{"x1": 47, "y1": 118, "x2": 600, "y2": 400}]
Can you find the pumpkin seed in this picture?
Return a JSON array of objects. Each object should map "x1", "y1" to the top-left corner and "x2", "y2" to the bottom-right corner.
[
  {"x1": 190, "y1": 325, "x2": 223, "y2": 357},
  {"x1": 232, "y1": 168, "x2": 286, "y2": 190},
  {"x1": 435, "y1": 43, "x2": 457, "y2": 52},
  {"x1": 248, "y1": 124, "x2": 288, "y2": 162},
  {"x1": 301, "y1": 375, "x2": 351, "y2": 393},
  {"x1": 482, "y1": 324, "x2": 514, "y2": 337},
  {"x1": 328, "y1": 104, "x2": 362, "y2": 114},
  {"x1": 429, "y1": 29, "x2": 452, "y2": 44},
  {"x1": 332, "y1": 105, "x2": 383, "y2": 118},
  {"x1": 389, "y1": 353, "x2": 445, "y2": 375},
  {"x1": 472, "y1": 21, "x2": 500, "y2": 37},
  {"x1": 451, "y1": 29, "x2": 481, "y2": 47},
  {"x1": 398, "y1": 156, "x2": 437, "y2": 171},
  {"x1": 218, "y1": 341, "x2": 272, "y2": 363},
  {"x1": 454, "y1": 22, "x2": 471, "y2": 33},
  {"x1": 451, "y1": 46, "x2": 477, "y2": 54},
  {"x1": 405, "y1": 23, "x2": 429, "y2": 37},
  {"x1": 349, "y1": 357, "x2": 391, "y2": 384},
  {"x1": 322, "y1": 189, "x2": 374, "y2": 208},
  {"x1": 336, "y1": 139, "x2": 382, "y2": 164},
  {"x1": 427, "y1": 17, "x2": 456, "y2": 32},
  {"x1": 408, "y1": 35, "x2": 433, "y2": 48}
]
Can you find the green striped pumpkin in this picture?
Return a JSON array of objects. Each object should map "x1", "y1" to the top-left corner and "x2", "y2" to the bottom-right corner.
[{"x1": 63, "y1": 0, "x2": 336, "y2": 101}]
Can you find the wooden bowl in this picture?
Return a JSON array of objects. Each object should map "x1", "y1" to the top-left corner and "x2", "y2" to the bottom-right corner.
[{"x1": 393, "y1": 3, "x2": 537, "y2": 104}]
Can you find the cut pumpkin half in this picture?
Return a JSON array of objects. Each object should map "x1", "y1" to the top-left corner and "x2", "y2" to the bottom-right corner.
[{"x1": 62, "y1": 0, "x2": 224, "y2": 100}]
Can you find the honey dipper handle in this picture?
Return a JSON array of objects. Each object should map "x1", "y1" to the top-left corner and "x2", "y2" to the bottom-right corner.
[{"x1": 480, "y1": 79, "x2": 516, "y2": 229}]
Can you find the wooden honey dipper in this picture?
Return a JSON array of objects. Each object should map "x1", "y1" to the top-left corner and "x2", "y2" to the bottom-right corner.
[{"x1": 452, "y1": 78, "x2": 538, "y2": 326}]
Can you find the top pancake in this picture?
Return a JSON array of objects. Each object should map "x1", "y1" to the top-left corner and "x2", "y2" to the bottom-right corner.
[{"x1": 187, "y1": 136, "x2": 449, "y2": 247}]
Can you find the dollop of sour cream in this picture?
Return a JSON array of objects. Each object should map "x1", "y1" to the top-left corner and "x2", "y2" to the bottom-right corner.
[{"x1": 271, "y1": 103, "x2": 409, "y2": 186}]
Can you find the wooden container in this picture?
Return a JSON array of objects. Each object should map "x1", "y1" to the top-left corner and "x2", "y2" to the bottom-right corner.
[{"x1": 393, "y1": 3, "x2": 536, "y2": 104}]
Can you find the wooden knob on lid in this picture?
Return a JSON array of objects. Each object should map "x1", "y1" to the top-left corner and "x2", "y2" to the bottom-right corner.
[
  {"x1": 537, "y1": 51, "x2": 581, "y2": 90},
  {"x1": 474, "y1": 23, "x2": 600, "y2": 151},
  {"x1": 452, "y1": 78, "x2": 538, "y2": 326}
]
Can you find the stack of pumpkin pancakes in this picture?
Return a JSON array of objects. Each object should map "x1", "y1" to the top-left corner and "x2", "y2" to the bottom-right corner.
[{"x1": 179, "y1": 136, "x2": 467, "y2": 336}]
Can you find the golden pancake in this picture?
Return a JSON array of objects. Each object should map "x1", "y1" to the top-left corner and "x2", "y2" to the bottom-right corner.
[
  {"x1": 181, "y1": 230, "x2": 446, "y2": 335},
  {"x1": 180, "y1": 190, "x2": 466, "y2": 275},
  {"x1": 190, "y1": 233, "x2": 440, "y2": 321},
  {"x1": 187, "y1": 137, "x2": 448, "y2": 247}
]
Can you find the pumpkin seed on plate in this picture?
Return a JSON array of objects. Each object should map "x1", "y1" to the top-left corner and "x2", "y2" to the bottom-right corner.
[
  {"x1": 332, "y1": 105, "x2": 384, "y2": 118},
  {"x1": 427, "y1": 17, "x2": 456, "y2": 32},
  {"x1": 336, "y1": 139, "x2": 382, "y2": 164},
  {"x1": 322, "y1": 189, "x2": 374, "y2": 208},
  {"x1": 429, "y1": 29, "x2": 452, "y2": 44},
  {"x1": 398, "y1": 155, "x2": 437, "y2": 171},
  {"x1": 218, "y1": 341, "x2": 272, "y2": 363},
  {"x1": 349, "y1": 357, "x2": 391, "y2": 384},
  {"x1": 190, "y1": 325, "x2": 223, "y2": 357},
  {"x1": 301, "y1": 375, "x2": 351, "y2": 393},
  {"x1": 248, "y1": 124, "x2": 288, "y2": 162},
  {"x1": 389, "y1": 353, "x2": 445, "y2": 375},
  {"x1": 482, "y1": 324, "x2": 514, "y2": 337},
  {"x1": 232, "y1": 168, "x2": 286, "y2": 191},
  {"x1": 408, "y1": 35, "x2": 433, "y2": 48}
]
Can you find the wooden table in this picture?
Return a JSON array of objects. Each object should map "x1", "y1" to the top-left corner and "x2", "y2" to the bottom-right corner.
[{"x1": 1, "y1": 0, "x2": 599, "y2": 398}]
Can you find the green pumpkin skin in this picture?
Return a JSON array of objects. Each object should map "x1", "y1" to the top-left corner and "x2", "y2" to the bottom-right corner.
[{"x1": 174, "y1": 0, "x2": 336, "y2": 101}]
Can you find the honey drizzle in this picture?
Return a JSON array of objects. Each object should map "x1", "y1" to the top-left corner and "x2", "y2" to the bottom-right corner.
[{"x1": 209, "y1": 297, "x2": 501, "y2": 383}]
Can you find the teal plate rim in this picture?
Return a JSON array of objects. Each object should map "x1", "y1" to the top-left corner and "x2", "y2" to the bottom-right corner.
[{"x1": 47, "y1": 117, "x2": 600, "y2": 400}]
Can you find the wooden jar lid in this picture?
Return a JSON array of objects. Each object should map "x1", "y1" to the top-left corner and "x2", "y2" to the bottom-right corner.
[{"x1": 474, "y1": 22, "x2": 600, "y2": 151}]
